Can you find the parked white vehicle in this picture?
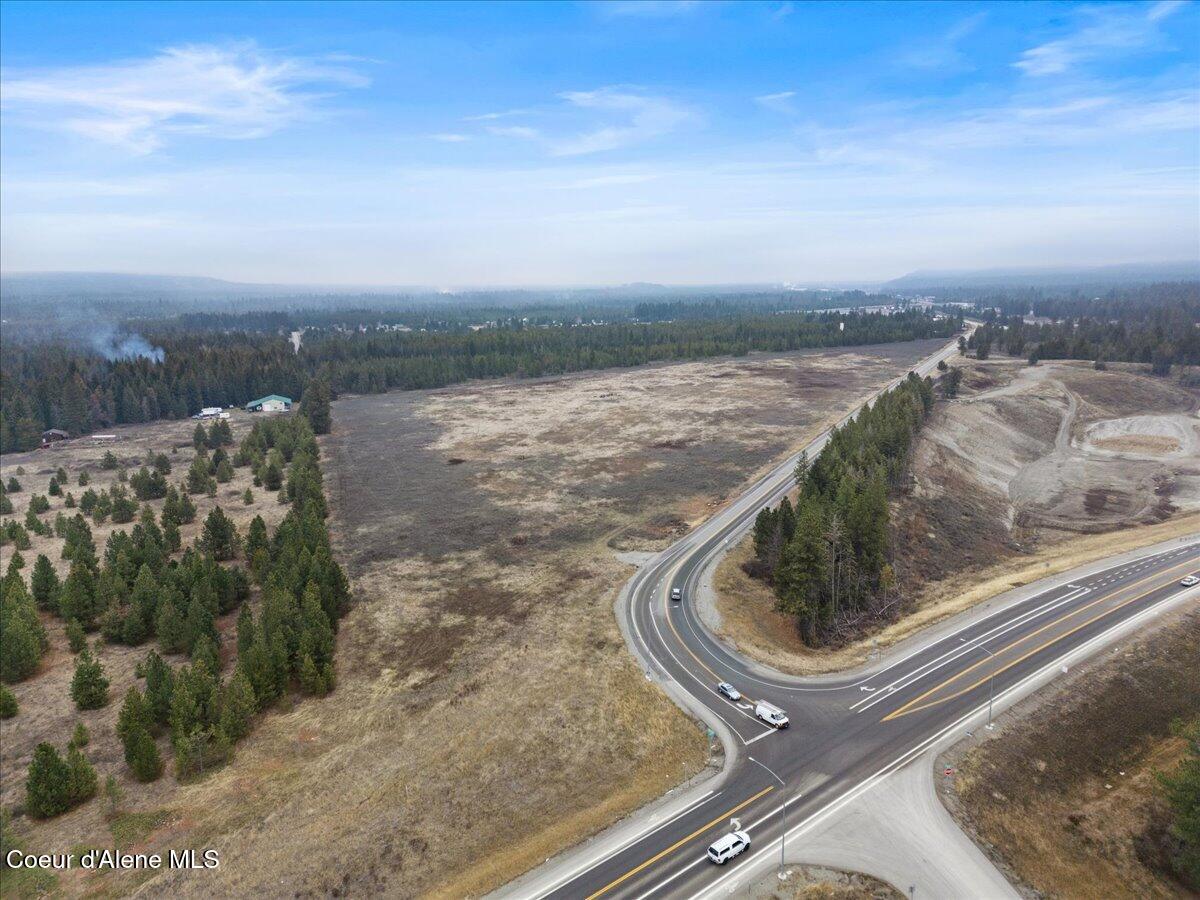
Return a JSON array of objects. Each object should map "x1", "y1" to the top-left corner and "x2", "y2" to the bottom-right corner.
[
  {"x1": 707, "y1": 830, "x2": 750, "y2": 865},
  {"x1": 755, "y1": 701, "x2": 789, "y2": 729}
]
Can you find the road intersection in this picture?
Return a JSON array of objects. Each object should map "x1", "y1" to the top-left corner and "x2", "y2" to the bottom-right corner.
[{"x1": 502, "y1": 336, "x2": 1200, "y2": 900}]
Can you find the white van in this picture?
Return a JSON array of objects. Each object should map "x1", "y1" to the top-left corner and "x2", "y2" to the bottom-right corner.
[
  {"x1": 707, "y1": 830, "x2": 750, "y2": 865},
  {"x1": 755, "y1": 701, "x2": 789, "y2": 729}
]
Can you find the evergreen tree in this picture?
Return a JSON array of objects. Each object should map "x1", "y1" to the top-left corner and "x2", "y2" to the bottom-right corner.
[
  {"x1": 143, "y1": 651, "x2": 175, "y2": 728},
  {"x1": 59, "y1": 561, "x2": 101, "y2": 630},
  {"x1": 219, "y1": 670, "x2": 256, "y2": 741},
  {"x1": 1158, "y1": 719, "x2": 1200, "y2": 887},
  {"x1": 65, "y1": 619, "x2": 87, "y2": 653},
  {"x1": 25, "y1": 743, "x2": 73, "y2": 818},
  {"x1": 0, "y1": 684, "x2": 17, "y2": 718},
  {"x1": 69, "y1": 722, "x2": 90, "y2": 749},
  {"x1": 0, "y1": 582, "x2": 46, "y2": 683},
  {"x1": 70, "y1": 648, "x2": 110, "y2": 710},
  {"x1": 156, "y1": 598, "x2": 189, "y2": 654},
  {"x1": 127, "y1": 726, "x2": 164, "y2": 782},
  {"x1": 200, "y1": 507, "x2": 239, "y2": 560},
  {"x1": 66, "y1": 746, "x2": 98, "y2": 805},
  {"x1": 300, "y1": 379, "x2": 333, "y2": 434}
]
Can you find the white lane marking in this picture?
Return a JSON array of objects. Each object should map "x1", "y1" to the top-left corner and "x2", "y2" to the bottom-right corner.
[
  {"x1": 631, "y1": 854, "x2": 707, "y2": 900},
  {"x1": 530, "y1": 789, "x2": 719, "y2": 899},
  {"x1": 745, "y1": 729, "x2": 775, "y2": 746},
  {"x1": 695, "y1": 586, "x2": 1200, "y2": 900},
  {"x1": 643, "y1": 577, "x2": 768, "y2": 736},
  {"x1": 849, "y1": 585, "x2": 1089, "y2": 712}
]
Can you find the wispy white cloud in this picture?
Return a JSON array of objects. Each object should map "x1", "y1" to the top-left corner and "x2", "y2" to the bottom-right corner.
[
  {"x1": 897, "y1": 11, "x2": 987, "y2": 71},
  {"x1": 771, "y1": 2, "x2": 795, "y2": 21},
  {"x1": 463, "y1": 107, "x2": 536, "y2": 122},
  {"x1": 1016, "y1": 1, "x2": 1186, "y2": 76},
  {"x1": 428, "y1": 132, "x2": 470, "y2": 142},
  {"x1": 1, "y1": 41, "x2": 367, "y2": 154},
  {"x1": 487, "y1": 125, "x2": 542, "y2": 140},
  {"x1": 597, "y1": 0, "x2": 702, "y2": 19},
  {"x1": 755, "y1": 90, "x2": 796, "y2": 114},
  {"x1": 549, "y1": 87, "x2": 693, "y2": 155}
]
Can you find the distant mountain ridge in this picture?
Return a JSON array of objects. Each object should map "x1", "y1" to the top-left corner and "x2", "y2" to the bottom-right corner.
[{"x1": 885, "y1": 261, "x2": 1200, "y2": 290}]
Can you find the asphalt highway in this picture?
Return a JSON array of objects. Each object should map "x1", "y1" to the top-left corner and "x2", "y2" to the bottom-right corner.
[{"x1": 535, "y1": 336, "x2": 1200, "y2": 900}]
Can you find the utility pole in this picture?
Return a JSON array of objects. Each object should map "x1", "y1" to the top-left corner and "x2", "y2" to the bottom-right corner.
[
  {"x1": 748, "y1": 756, "x2": 794, "y2": 881},
  {"x1": 960, "y1": 637, "x2": 997, "y2": 730}
]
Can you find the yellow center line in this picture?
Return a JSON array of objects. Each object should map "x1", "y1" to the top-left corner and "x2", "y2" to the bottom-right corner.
[
  {"x1": 662, "y1": 559, "x2": 762, "y2": 705},
  {"x1": 583, "y1": 786, "x2": 774, "y2": 900},
  {"x1": 882, "y1": 559, "x2": 1196, "y2": 722}
]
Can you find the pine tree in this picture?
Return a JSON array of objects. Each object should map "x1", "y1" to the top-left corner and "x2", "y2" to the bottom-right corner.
[
  {"x1": 127, "y1": 726, "x2": 164, "y2": 782},
  {"x1": 201, "y1": 507, "x2": 239, "y2": 560},
  {"x1": 0, "y1": 607, "x2": 43, "y2": 683},
  {"x1": 156, "y1": 598, "x2": 189, "y2": 654},
  {"x1": 143, "y1": 651, "x2": 175, "y2": 728},
  {"x1": 70, "y1": 648, "x2": 110, "y2": 710},
  {"x1": 65, "y1": 619, "x2": 87, "y2": 653},
  {"x1": 59, "y1": 560, "x2": 100, "y2": 629},
  {"x1": 219, "y1": 670, "x2": 256, "y2": 741},
  {"x1": 0, "y1": 684, "x2": 17, "y2": 718},
  {"x1": 117, "y1": 686, "x2": 151, "y2": 749},
  {"x1": 25, "y1": 743, "x2": 73, "y2": 818},
  {"x1": 69, "y1": 722, "x2": 90, "y2": 749},
  {"x1": 300, "y1": 379, "x2": 332, "y2": 434},
  {"x1": 65, "y1": 746, "x2": 97, "y2": 805}
]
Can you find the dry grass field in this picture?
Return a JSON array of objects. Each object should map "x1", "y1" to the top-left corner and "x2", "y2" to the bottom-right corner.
[
  {"x1": 712, "y1": 359, "x2": 1200, "y2": 674},
  {"x1": 47, "y1": 339, "x2": 945, "y2": 900},
  {"x1": 940, "y1": 606, "x2": 1200, "y2": 900}
]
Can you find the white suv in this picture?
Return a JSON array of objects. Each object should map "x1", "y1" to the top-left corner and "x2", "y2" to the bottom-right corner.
[
  {"x1": 1181, "y1": 575, "x2": 1199, "y2": 587},
  {"x1": 707, "y1": 830, "x2": 750, "y2": 865}
]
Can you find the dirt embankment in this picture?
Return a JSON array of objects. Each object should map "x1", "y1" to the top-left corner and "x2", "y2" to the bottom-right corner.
[
  {"x1": 86, "y1": 340, "x2": 947, "y2": 900},
  {"x1": 937, "y1": 606, "x2": 1200, "y2": 900},
  {"x1": 712, "y1": 359, "x2": 1200, "y2": 675}
]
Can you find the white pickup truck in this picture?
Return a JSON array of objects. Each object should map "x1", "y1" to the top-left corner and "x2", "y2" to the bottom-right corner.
[{"x1": 754, "y1": 701, "x2": 789, "y2": 729}]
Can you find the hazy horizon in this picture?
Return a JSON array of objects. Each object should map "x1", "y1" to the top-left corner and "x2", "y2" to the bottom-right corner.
[{"x1": 2, "y1": 1, "x2": 1198, "y2": 284}]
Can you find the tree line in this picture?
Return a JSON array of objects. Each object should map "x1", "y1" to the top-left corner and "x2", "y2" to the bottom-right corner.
[
  {"x1": 1, "y1": 310, "x2": 957, "y2": 452},
  {"x1": 750, "y1": 373, "x2": 934, "y2": 645}
]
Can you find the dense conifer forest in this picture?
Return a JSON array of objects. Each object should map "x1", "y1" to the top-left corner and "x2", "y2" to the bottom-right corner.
[
  {"x1": 750, "y1": 373, "x2": 934, "y2": 645},
  {"x1": 0, "y1": 308, "x2": 957, "y2": 452}
]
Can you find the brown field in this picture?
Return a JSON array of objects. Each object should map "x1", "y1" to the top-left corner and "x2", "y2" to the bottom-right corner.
[
  {"x1": 938, "y1": 606, "x2": 1200, "y2": 900},
  {"x1": 0, "y1": 411, "x2": 294, "y2": 897},
  {"x1": 712, "y1": 360, "x2": 1200, "y2": 674},
  {"x1": 21, "y1": 339, "x2": 944, "y2": 900}
]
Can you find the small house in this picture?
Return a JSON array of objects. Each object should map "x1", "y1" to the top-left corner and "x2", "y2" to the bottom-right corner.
[
  {"x1": 41, "y1": 428, "x2": 70, "y2": 447},
  {"x1": 245, "y1": 394, "x2": 292, "y2": 413}
]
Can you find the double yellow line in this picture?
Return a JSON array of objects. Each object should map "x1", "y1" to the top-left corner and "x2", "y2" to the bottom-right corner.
[
  {"x1": 584, "y1": 786, "x2": 774, "y2": 900},
  {"x1": 882, "y1": 559, "x2": 1197, "y2": 721}
]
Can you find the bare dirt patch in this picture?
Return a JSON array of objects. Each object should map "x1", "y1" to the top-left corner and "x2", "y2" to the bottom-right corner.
[
  {"x1": 1093, "y1": 435, "x2": 1183, "y2": 455},
  {"x1": 937, "y1": 606, "x2": 1200, "y2": 900},
  {"x1": 62, "y1": 339, "x2": 949, "y2": 900},
  {"x1": 712, "y1": 357, "x2": 1200, "y2": 675},
  {"x1": 747, "y1": 864, "x2": 902, "y2": 899}
]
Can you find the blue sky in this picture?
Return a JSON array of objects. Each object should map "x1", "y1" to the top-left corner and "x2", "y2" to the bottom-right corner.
[{"x1": 1, "y1": 0, "x2": 1197, "y2": 285}]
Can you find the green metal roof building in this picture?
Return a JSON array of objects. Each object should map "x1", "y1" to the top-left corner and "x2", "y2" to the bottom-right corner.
[{"x1": 245, "y1": 394, "x2": 293, "y2": 412}]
